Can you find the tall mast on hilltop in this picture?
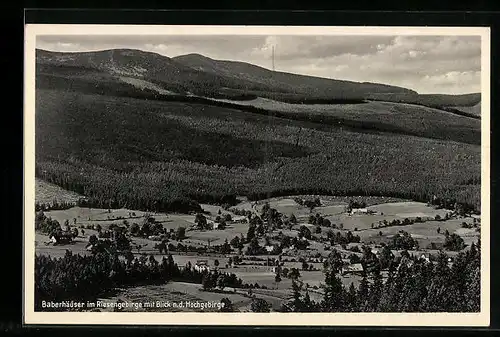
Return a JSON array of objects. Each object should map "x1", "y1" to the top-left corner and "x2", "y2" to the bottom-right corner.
[{"x1": 272, "y1": 45, "x2": 275, "y2": 71}]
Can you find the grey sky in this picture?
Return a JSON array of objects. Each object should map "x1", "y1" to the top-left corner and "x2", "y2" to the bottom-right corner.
[{"x1": 37, "y1": 34, "x2": 481, "y2": 94}]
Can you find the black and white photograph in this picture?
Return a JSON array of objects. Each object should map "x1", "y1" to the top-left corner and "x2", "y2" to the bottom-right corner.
[{"x1": 23, "y1": 25, "x2": 490, "y2": 326}]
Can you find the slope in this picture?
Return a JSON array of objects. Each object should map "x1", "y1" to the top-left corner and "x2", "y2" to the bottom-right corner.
[
  {"x1": 36, "y1": 64, "x2": 481, "y2": 146},
  {"x1": 36, "y1": 48, "x2": 280, "y2": 97},
  {"x1": 447, "y1": 102, "x2": 482, "y2": 117},
  {"x1": 173, "y1": 53, "x2": 416, "y2": 100},
  {"x1": 366, "y1": 92, "x2": 481, "y2": 109},
  {"x1": 35, "y1": 88, "x2": 481, "y2": 213},
  {"x1": 209, "y1": 97, "x2": 480, "y2": 145},
  {"x1": 38, "y1": 49, "x2": 415, "y2": 101}
]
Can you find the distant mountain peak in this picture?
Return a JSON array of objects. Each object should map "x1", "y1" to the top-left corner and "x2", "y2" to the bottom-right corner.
[
  {"x1": 178, "y1": 52, "x2": 212, "y2": 59},
  {"x1": 37, "y1": 48, "x2": 419, "y2": 98}
]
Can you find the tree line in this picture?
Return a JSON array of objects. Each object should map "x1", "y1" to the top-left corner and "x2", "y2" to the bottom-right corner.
[
  {"x1": 35, "y1": 247, "x2": 245, "y2": 312},
  {"x1": 277, "y1": 240, "x2": 481, "y2": 312}
]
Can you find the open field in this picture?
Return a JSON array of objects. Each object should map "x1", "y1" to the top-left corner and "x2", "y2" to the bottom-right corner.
[
  {"x1": 249, "y1": 196, "x2": 430, "y2": 220},
  {"x1": 97, "y1": 282, "x2": 251, "y2": 312},
  {"x1": 97, "y1": 281, "x2": 297, "y2": 312},
  {"x1": 35, "y1": 232, "x2": 92, "y2": 258},
  {"x1": 367, "y1": 201, "x2": 449, "y2": 218},
  {"x1": 211, "y1": 97, "x2": 480, "y2": 144},
  {"x1": 35, "y1": 178, "x2": 83, "y2": 205},
  {"x1": 448, "y1": 102, "x2": 481, "y2": 116},
  {"x1": 365, "y1": 92, "x2": 481, "y2": 109},
  {"x1": 323, "y1": 202, "x2": 450, "y2": 231},
  {"x1": 358, "y1": 217, "x2": 479, "y2": 248},
  {"x1": 185, "y1": 223, "x2": 248, "y2": 245}
]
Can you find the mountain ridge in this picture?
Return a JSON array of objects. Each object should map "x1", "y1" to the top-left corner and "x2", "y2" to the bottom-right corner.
[
  {"x1": 37, "y1": 48, "x2": 421, "y2": 100},
  {"x1": 36, "y1": 47, "x2": 481, "y2": 108}
]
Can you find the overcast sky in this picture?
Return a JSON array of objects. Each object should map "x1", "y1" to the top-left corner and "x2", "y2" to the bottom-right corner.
[{"x1": 37, "y1": 35, "x2": 481, "y2": 94}]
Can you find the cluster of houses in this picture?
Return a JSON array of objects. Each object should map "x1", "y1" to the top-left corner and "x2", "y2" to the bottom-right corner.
[{"x1": 194, "y1": 260, "x2": 211, "y2": 272}]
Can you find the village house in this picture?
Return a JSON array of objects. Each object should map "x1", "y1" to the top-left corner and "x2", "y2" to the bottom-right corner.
[
  {"x1": 206, "y1": 220, "x2": 215, "y2": 230},
  {"x1": 49, "y1": 232, "x2": 74, "y2": 245},
  {"x1": 341, "y1": 263, "x2": 364, "y2": 276},
  {"x1": 419, "y1": 254, "x2": 431, "y2": 263},
  {"x1": 194, "y1": 260, "x2": 210, "y2": 272},
  {"x1": 232, "y1": 215, "x2": 248, "y2": 223},
  {"x1": 265, "y1": 245, "x2": 275, "y2": 253},
  {"x1": 350, "y1": 208, "x2": 369, "y2": 216}
]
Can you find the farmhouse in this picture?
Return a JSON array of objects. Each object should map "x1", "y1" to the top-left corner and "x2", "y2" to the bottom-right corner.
[
  {"x1": 49, "y1": 232, "x2": 74, "y2": 245},
  {"x1": 350, "y1": 208, "x2": 369, "y2": 215},
  {"x1": 194, "y1": 260, "x2": 210, "y2": 272},
  {"x1": 419, "y1": 254, "x2": 430, "y2": 263},
  {"x1": 471, "y1": 214, "x2": 481, "y2": 224},
  {"x1": 232, "y1": 215, "x2": 248, "y2": 223},
  {"x1": 265, "y1": 245, "x2": 275, "y2": 253},
  {"x1": 341, "y1": 263, "x2": 364, "y2": 275}
]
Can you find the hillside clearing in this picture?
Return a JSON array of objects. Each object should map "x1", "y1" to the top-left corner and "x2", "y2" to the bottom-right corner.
[{"x1": 36, "y1": 178, "x2": 83, "y2": 205}]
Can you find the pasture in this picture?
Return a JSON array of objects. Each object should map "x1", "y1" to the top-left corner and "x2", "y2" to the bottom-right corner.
[
  {"x1": 186, "y1": 222, "x2": 248, "y2": 245},
  {"x1": 251, "y1": 196, "x2": 410, "y2": 220},
  {"x1": 323, "y1": 202, "x2": 451, "y2": 231},
  {"x1": 98, "y1": 281, "x2": 292, "y2": 312},
  {"x1": 42, "y1": 206, "x2": 196, "y2": 231},
  {"x1": 98, "y1": 282, "x2": 250, "y2": 312},
  {"x1": 35, "y1": 232, "x2": 91, "y2": 258},
  {"x1": 358, "y1": 216, "x2": 479, "y2": 249},
  {"x1": 367, "y1": 201, "x2": 449, "y2": 218}
]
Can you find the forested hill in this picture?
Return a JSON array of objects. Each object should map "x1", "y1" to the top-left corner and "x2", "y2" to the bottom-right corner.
[
  {"x1": 34, "y1": 48, "x2": 482, "y2": 214},
  {"x1": 37, "y1": 48, "x2": 480, "y2": 108},
  {"x1": 38, "y1": 48, "x2": 416, "y2": 101},
  {"x1": 172, "y1": 52, "x2": 417, "y2": 99}
]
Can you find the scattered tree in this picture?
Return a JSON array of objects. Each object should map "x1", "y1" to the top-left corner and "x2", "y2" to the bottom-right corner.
[{"x1": 251, "y1": 298, "x2": 271, "y2": 312}]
